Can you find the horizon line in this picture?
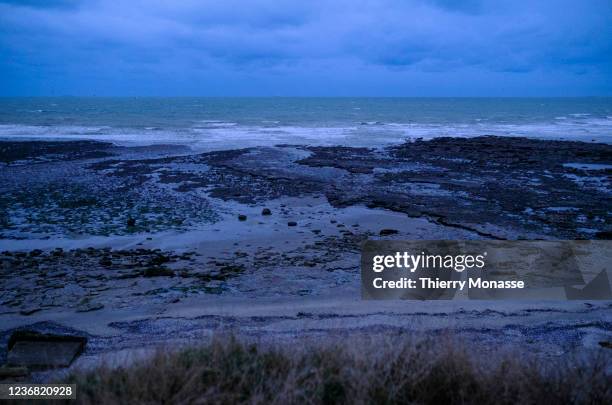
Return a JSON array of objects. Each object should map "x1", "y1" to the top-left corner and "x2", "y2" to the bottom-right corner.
[{"x1": 1, "y1": 95, "x2": 611, "y2": 99}]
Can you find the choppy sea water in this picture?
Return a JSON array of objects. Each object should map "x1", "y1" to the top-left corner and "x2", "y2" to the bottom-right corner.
[{"x1": 0, "y1": 97, "x2": 611, "y2": 150}]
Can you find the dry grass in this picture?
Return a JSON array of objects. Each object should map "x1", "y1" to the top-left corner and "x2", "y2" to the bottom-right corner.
[{"x1": 60, "y1": 335, "x2": 610, "y2": 405}]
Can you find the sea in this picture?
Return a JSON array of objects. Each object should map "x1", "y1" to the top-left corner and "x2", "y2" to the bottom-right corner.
[{"x1": 0, "y1": 97, "x2": 611, "y2": 151}]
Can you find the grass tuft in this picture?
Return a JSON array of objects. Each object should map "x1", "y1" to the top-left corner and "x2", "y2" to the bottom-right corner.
[{"x1": 58, "y1": 334, "x2": 610, "y2": 404}]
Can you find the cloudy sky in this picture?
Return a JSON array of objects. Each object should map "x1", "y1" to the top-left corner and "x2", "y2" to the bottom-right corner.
[{"x1": 0, "y1": 0, "x2": 610, "y2": 96}]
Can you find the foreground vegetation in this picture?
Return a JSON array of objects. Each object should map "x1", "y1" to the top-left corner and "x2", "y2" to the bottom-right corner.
[{"x1": 61, "y1": 335, "x2": 610, "y2": 404}]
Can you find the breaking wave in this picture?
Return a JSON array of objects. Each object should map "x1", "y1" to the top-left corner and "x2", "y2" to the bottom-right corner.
[{"x1": 0, "y1": 115, "x2": 611, "y2": 151}]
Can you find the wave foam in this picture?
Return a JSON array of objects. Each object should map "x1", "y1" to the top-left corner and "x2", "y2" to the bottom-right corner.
[{"x1": 0, "y1": 116, "x2": 610, "y2": 151}]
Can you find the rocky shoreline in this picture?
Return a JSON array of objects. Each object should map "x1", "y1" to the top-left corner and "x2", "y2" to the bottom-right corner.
[
  {"x1": 0, "y1": 136, "x2": 611, "y2": 378},
  {"x1": 2, "y1": 136, "x2": 611, "y2": 240}
]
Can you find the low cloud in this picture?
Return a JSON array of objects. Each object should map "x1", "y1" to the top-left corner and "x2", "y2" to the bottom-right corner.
[{"x1": 0, "y1": 0, "x2": 610, "y2": 95}]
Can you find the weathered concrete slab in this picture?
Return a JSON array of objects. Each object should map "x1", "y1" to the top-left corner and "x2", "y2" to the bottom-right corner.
[{"x1": 6, "y1": 331, "x2": 86, "y2": 369}]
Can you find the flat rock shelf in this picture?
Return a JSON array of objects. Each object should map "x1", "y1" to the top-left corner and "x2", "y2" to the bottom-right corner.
[{"x1": 0, "y1": 136, "x2": 610, "y2": 381}]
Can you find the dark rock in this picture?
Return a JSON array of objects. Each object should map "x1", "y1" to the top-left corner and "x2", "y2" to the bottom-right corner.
[
  {"x1": 76, "y1": 301, "x2": 104, "y2": 312},
  {"x1": 149, "y1": 254, "x2": 170, "y2": 266},
  {"x1": 127, "y1": 217, "x2": 136, "y2": 227},
  {"x1": 238, "y1": 214, "x2": 247, "y2": 221},
  {"x1": 19, "y1": 307, "x2": 41, "y2": 316},
  {"x1": 379, "y1": 229, "x2": 399, "y2": 236},
  {"x1": 595, "y1": 231, "x2": 612, "y2": 240},
  {"x1": 288, "y1": 221, "x2": 297, "y2": 227},
  {"x1": 0, "y1": 140, "x2": 113, "y2": 165},
  {"x1": 599, "y1": 341, "x2": 612, "y2": 349},
  {"x1": 99, "y1": 257, "x2": 112, "y2": 267},
  {"x1": 143, "y1": 266, "x2": 174, "y2": 277},
  {"x1": 261, "y1": 208, "x2": 272, "y2": 216}
]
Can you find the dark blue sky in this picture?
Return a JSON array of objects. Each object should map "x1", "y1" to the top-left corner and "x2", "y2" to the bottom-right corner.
[{"x1": 1, "y1": 0, "x2": 611, "y2": 96}]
